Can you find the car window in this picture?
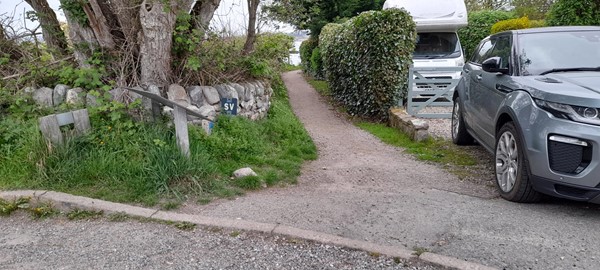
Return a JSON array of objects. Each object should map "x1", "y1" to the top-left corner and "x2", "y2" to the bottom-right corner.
[
  {"x1": 518, "y1": 30, "x2": 600, "y2": 75},
  {"x1": 471, "y1": 39, "x2": 493, "y2": 64},
  {"x1": 488, "y1": 36, "x2": 511, "y2": 70}
]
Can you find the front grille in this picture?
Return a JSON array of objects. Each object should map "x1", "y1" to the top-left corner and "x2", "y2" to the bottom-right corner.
[{"x1": 548, "y1": 139, "x2": 592, "y2": 174}]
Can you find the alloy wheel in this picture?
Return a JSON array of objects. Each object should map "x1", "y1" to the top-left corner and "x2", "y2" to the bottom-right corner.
[{"x1": 496, "y1": 131, "x2": 518, "y2": 193}]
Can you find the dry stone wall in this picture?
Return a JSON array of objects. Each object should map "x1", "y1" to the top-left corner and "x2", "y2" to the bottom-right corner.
[{"x1": 28, "y1": 81, "x2": 273, "y2": 124}]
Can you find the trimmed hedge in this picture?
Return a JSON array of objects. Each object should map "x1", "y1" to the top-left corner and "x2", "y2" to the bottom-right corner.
[
  {"x1": 491, "y1": 17, "x2": 531, "y2": 34},
  {"x1": 546, "y1": 0, "x2": 600, "y2": 26},
  {"x1": 319, "y1": 9, "x2": 416, "y2": 120},
  {"x1": 458, "y1": 10, "x2": 515, "y2": 60}
]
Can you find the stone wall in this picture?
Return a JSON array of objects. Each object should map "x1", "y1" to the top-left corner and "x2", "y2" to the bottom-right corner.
[{"x1": 28, "y1": 81, "x2": 273, "y2": 123}]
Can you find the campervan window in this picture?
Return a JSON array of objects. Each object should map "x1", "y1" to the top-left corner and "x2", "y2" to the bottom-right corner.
[{"x1": 414, "y1": 32, "x2": 461, "y2": 59}]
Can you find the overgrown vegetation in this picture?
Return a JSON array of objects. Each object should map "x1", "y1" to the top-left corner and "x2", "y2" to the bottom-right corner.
[
  {"x1": 0, "y1": 75, "x2": 316, "y2": 205},
  {"x1": 265, "y1": 0, "x2": 385, "y2": 37},
  {"x1": 319, "y1": 9, "x2": 416, "y2": 120},
  {"x1": 546, "y1": 0, "x2": 600, "y2": 26},
  {"x1": 0, "y1": 11, "x2": 314, "y2": 205}
]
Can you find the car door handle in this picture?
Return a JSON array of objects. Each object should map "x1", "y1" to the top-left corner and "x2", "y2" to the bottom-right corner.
[
  {"x1": 476, "y1": 75, "x2": 482, "y2": 80},
  {"x1": 496, "y1": 84, "x2": 513, "y2": 93}
]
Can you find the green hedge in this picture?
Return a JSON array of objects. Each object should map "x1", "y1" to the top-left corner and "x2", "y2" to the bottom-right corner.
[
  {"x1": 458, "y1": 10, "x2": 515, "y2": 60},
  {"x1": 319, "y1": 9, "x2": 416, "y2": 120},
  {"x1": 491, "y1": 17, "x2": 532, "y2": 34},
  {"x1": 299, "y1": 37, "x2": 323, "y2": 78},
  {"x1": 546, "y1": 0, "x2": 600, "y2": 26}
]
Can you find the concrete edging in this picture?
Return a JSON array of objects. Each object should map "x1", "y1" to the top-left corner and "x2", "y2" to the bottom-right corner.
[{"x1": 0, "y1": 190, "x2": 496, "y2": 270}]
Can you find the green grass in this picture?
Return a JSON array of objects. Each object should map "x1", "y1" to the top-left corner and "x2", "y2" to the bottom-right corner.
[
  {"x1": 305, "y1": 77, "x2": 331, "y2": 96},
  {"x1": 0, "y1": 77, "x2": 317, "y2": 206},
  {"x1": 356, "y1": 122, "x2": 476, "y2": 166},
  {"x1": 282, "y1": 64, "x2": 303, "y2": 72}
]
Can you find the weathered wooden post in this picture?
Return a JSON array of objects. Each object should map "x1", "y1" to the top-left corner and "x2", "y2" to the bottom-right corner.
[
  {"x1": 39, "y1": 109, "x2": 92, "y2": 146},
  {"x1": 126, "y1": 87, "x2": 213, "y2": 158},
  {"x1": 173, "y1": 105, "x2": 190, "y2": 157}
]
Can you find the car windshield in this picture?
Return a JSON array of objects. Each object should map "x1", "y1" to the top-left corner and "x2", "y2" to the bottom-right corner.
[
  {"x1": 518, "y1": 30, "x2": 600, "y2": 76},
  {"x1": 413, "y1": 32, "x2": 462, "y2": 59}
]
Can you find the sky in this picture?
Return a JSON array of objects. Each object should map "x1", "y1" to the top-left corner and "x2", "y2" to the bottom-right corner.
[{"x1": 0, "y1": 0, "x2": 294, "y2": 36}]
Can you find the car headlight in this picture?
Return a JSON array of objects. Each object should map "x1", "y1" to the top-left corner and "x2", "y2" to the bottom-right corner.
[{"x1": 535, "y1": 99, "x2": 600, "y2": 125}]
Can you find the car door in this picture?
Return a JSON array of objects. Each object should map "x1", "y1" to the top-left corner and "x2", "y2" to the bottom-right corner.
[
  {"x1": 476, "y1": 35, "x2": 513, "y2": 148},
  {"x1": 463, "y1": 38, "x2": 494, "y2": 138}
]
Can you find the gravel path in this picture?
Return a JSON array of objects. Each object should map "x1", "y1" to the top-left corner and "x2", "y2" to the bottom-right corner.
[
  {"x1": 0, "y1": 213, "x2": 433, "y2": 270},
  {"x1": 177, "y1": 71, "x2": 600, "y2": 269}
]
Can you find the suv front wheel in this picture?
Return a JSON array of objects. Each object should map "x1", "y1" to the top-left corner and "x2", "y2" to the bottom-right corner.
[{"x1": 495, "y1": 122, "x2": 541, "y2": 203}]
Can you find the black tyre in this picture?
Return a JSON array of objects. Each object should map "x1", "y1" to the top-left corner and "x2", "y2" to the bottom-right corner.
[
  {"x1": 495, "y1": 122, "x2": 541, "y2": 203},
  {"x1": 451, "y1": 97, "x2": 474, "y2": 145}
]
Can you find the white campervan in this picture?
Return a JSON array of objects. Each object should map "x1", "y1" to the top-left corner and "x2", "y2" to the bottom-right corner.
[{"x1": 383, "y1": 0, "x2": 468, "y2": 79}]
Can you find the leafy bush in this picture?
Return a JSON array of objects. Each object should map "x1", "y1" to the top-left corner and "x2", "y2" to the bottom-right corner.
[
  {"x1": 491, "y1": 17, "x2": 532, "y2": 34},
  {"x1": 530, "y1": 20, "x2": 546, "y2": 28},
  {"x1": 173, "y1": 24, "x2": 294, "y2": 83},
  {"x1": 546, "y1": 0, "x2": 600, "y2": 26},
  {"x1": 458, "y1": 10, "x2": 516, "y2": 60},
  {"x1": 299, "y1": 37, "x2": 319, "y2": 75},
  {"x1": 309, "y1": 47, "x2": 324, "y2": 79},
  {"x1": 319, "y1": 9, "x2": 416, "y2": 120}
]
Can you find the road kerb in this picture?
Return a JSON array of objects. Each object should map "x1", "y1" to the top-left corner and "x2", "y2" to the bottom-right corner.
[{"x1": 0, "y1": 190, "x2": 498, "y2": 270}]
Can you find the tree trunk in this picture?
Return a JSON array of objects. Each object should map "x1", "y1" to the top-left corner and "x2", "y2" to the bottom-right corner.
[
  {"x1": 61, "y1": 3, "x2": 98, "y2": 67},
  {"x1": 0, "y1": 24, "x2": 6, "y2": 41},
  {"x1": 139, "y1": 0, "x2": 178, "y2": 86},
  {"x1": 243, "y1": 0, "x2": 260, "y2": 55},
  {"x1": 190, "y1": 0, "x2": 221, "y2": 30},
  {"x1": 82, "y1": 0, "x2": 117, "y2": 49},
  {"x1": 24, "y1": 0, "x2": 69, "y2": 55},
  {"x1": 109, "y1": 0, "x2": 142, "y2": 43}
]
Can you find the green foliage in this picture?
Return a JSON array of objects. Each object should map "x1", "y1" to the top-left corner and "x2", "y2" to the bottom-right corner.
[
  {"x1": 491, "y1": 17, "x2": 532, "y2": 34},
  {"x1": 172, "y1": 13, "x2": 293, "y2": 83},
  {"x1": 59, "y1": 0, "x2": 89, "y2": 25},
  {"x1": 546, "y1": 0, "x2": 600, "y2": 26},
  {"x1": 529, "y1": 20, "x2": 546, "y2": 28},
  {"x1": 512, "y1": 0, "x2": 555, "y2": 20},
  {"x1": 319, "y1": 9, "x2": 416, "y2": 120},
  {"x1": 265, "y1": 0, "x2": 385, "y2": 37},
  {"x1": 0, "y1": 77, "x2": 316, "y2": 205},
  {"x1": 309, "y1": 47, "x2": 323, "y2": 79},
  {"x1": 299, "y1": 37, "x2": 318, "y2": 73},
  {"x1": 458, "y1": 10, "x2": 516, "y2": 60},
  {"x1": 356, "y1": 122, "x2": 476, "y2": 166},
  {"x1": 0, "y1": 197, "x2": 30, "y2": 216}
]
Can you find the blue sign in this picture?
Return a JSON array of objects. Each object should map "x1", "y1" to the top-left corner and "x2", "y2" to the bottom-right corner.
[{"x1": 221, "y1": 98, "x2": 238, "y2": 115}]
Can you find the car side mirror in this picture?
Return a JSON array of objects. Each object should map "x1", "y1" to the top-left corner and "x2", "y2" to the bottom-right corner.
[{"x1": 482, "y1": 57, "x2": 509, "y2": 75}]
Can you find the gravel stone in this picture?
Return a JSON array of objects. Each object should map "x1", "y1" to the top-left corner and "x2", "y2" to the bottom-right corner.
[{"x1": 0, "y1": 213, "x2": 436, "y2": 270}]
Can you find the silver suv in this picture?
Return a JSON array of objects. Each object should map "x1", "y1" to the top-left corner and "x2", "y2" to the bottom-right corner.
[{"x1": 452, "y1": 26, "x2": 600, "y2": 203}]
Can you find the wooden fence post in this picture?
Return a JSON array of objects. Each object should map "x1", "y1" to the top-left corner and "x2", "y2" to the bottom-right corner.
[{"x1": 173, "y1": 105, "x2": 190, "y2": 157}]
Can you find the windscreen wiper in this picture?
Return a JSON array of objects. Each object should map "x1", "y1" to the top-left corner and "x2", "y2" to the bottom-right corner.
[{"x1": 540, "y1": 67, "x2": 600, "y2": 75}]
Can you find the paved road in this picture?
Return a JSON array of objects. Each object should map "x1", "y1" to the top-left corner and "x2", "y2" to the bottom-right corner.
[
  {"x1": 0, "y1": 213, "x2": 434, "y2": 270},
  {"x1": 178, "y1": 71, "x2": 600, "y2": 269}
]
